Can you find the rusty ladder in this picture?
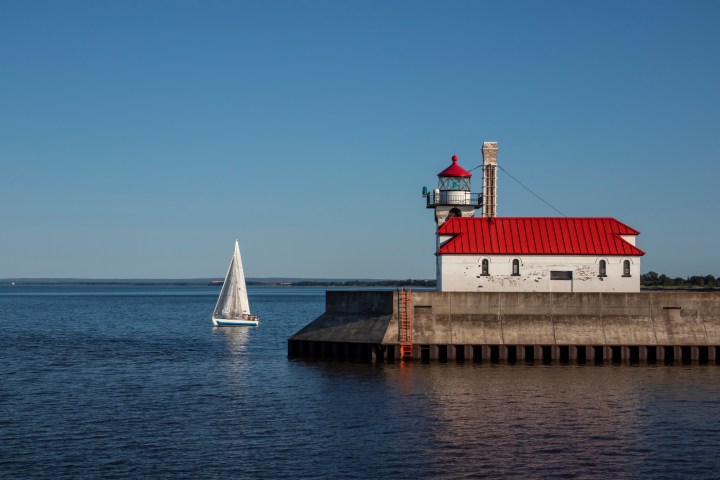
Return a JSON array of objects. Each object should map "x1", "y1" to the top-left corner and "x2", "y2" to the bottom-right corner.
[{"x1": 398, "y1": 288, "x2": 413, "y2": 359}]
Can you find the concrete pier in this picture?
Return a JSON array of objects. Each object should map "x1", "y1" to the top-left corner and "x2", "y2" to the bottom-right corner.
[{"x1": 288, "y1": 290, "x2": 720, "y2": 364}]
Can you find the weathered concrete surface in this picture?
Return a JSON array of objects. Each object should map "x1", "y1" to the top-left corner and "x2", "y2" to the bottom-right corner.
[
  {"x1": 552, "y1": 316, "x2": 607, "y2": 345},
  {"x1": 601, "y1": 316, "x2": 657, "y2": 345},
  {"x1": 324, "y1": 290, "x2": 394, "y2": 314},
  {"x1": 288, "y1": 290, "x2": 720, "y2": 346},
  {"x1": 289, "y1": 313, "x2": 394, "y2": 344},
  {"x1": 704, "y1": 316, "x2": 720, "y2": 345},
  {"x1": 501, "y1": 315, "x2": 556, "y2": 345},
  {"x1": 289, "y1": 291, "x2": 394, "y2": 343}
]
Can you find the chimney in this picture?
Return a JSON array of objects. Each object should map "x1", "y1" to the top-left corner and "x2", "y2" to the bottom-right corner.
[{"x1": 482, "y1": 142, "x2": 498, "y2": 218}]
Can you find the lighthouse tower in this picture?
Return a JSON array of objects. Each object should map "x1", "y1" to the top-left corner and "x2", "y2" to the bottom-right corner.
[
  {"x1": 424, "y1": 153, "x2": 481, "y2": 289},
  {"x1": 423, "y1": 147, "x2": 496, "y2": 290},
  {"x1": 424, "y1": 153, "x2": 481, "y2": 228}
]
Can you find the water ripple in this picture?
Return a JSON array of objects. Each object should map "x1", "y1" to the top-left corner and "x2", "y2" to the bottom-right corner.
[{"x1": 2, "y1": 288, "x2": 720, "y2": 478}]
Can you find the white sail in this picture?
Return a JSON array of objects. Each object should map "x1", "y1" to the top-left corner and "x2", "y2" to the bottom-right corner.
[{"x1": 212, "y1": 240, "x2": 257, "y2": 326}]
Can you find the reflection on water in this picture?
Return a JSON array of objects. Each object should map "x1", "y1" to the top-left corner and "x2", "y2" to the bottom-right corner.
[
  {"x1": 2, "y1": 286, "x2": 719, "y2": 479},
  {"x1": 214, "y1": 327, "x2": 253, "y2": 383},
  {"x1": 294, "y1": 361, "x2": 720, "y2": 478},
  {"x1": 214, "y1": 326, "x2": 251, "y2": 353},
  {"x1": 396, "y1": 365, "x2": 647, "y2": 477}
]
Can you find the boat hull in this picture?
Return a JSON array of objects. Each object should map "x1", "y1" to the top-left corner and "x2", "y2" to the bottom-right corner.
[{"x1": 212, "y1": 316, "x2": 259, "y2": 327}]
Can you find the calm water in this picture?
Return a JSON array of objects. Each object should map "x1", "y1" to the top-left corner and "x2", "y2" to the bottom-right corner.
[{"x1": 1, "y1": 285, "x2": 720, "y2": 479}]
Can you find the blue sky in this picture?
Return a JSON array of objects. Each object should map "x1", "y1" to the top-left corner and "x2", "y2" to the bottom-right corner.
[{"x1": 1, "y1": 1, "x2": 718, "y2": 279}]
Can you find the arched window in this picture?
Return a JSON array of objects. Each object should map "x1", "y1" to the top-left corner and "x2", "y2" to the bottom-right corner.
[
  {"x1": 481, "y1": 259, "x2": 489, "y2": 276},
  {"x1": 448, "y1": 208, "x2": 462, "y2": 219},
  {"x1": 599, "y1": 260, "x2": 607, "y2": 277},
  {"x1": 623, "y1": 260, "x2": 631, "y2": 277},
  {"x1": 512, "y1": 259, "x2": 520, "y2": 276}
]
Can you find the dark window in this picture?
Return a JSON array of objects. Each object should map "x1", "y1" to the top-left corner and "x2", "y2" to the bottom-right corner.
[
  {"x1": 481, "y1": 259, "x2": 489, "y2": 276},
  {"x1": 448, "y1": 208, "x2": 462, "y2": 218},
  {"x1": 623, "y1": 260, "x2": 631, "y2": 277},
  {"x1": 512, "y1": 259, "x2": 520, "y2": 276},
  {"x1": 599, "y1": 260, "x2": 607, "y2": 277},
  {"x1": 550, "y1": 271, "x2": 573, "y2": 280}
]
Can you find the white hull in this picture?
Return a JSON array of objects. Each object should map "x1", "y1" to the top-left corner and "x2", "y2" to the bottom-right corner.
[{"x1": 212, "y1": 316, "x2": 259, "y2": 327}]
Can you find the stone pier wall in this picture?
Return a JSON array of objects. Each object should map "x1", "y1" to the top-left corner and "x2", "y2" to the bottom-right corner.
[{"x1": 288, "y1": 290, "x2": 720, "y2": 363}]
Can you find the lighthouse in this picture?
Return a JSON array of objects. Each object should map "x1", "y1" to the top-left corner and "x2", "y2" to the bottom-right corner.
[
  {"x1": 423, "y1": 143, "x2": 497, "y2": 227},
  {"x1": 425, "y1": 141, "x2": 644, "y2": 293},
  {"x1": 423, "y1": 152, "x2": 483, "y2": 289},
  {"x1": 423, "y1": 153, "x2": 482, "y2": 227}
]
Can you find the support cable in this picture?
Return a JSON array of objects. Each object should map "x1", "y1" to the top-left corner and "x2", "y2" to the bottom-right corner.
[{"x1": 468, "y1": 162, "x2": 566, "y2": 217}]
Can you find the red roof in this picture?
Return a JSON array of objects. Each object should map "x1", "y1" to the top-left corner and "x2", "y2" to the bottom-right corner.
[
  {"x1": 438, "y1": 154, "x2": 472, "y2": 178},
  {"x1": 437, "y1": 217, "x2": 645, "y2": 256}
]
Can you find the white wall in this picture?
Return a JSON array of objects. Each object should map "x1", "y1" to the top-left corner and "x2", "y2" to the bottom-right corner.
[
  {"x1": 439, "y1": 254, "x2": 641, "y2": 292},
  {"x1": 434, "y1": 205, "x2": 475, "y2": 227},
  {"x1": 619, "y1": 235, "x2": 636, "y2": 246}
]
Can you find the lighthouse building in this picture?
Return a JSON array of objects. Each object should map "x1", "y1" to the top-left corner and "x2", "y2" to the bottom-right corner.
[{"x1": 425, "y1": 143, "x2": 644, "y2": 293}]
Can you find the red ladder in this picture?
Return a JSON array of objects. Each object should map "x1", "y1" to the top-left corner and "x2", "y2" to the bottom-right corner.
[{"x1": 398, "y1": 288, "x2": 413, "y2": 359}]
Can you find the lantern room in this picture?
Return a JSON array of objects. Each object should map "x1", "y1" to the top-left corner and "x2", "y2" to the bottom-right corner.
[
  {"x1": 437, "y1": 154, "x2": 472, "y2": 191},
  {"x1": 423, "y1": 153, "x2": 482, "y2": 228}
]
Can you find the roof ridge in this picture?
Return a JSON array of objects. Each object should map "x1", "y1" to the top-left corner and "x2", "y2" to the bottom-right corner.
[{"x1": 436, "y1": 217, "x2": 645, "y2": 256}]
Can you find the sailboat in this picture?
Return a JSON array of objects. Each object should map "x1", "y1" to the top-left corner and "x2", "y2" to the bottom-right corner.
[{"x1": 211, "y1": 240, "x2": 259, "y2": 327}]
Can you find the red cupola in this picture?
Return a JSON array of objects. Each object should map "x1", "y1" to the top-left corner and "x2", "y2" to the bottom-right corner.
[{"x1": 438, "y1": 154, "x2": 472, "y2": 178}]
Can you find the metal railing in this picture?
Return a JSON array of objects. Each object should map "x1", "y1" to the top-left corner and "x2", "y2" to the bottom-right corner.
[{"x1": 426, "y1": 192, "x2": 482, "y2": 207}]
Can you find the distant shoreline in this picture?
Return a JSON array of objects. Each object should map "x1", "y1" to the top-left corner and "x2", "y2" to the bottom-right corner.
[
  {"x1": 0, "y1": 279, "x2": 437, "y2": 287},
  {"x1": 3, "y1": 279, "x2": 718, "y2": 291}
]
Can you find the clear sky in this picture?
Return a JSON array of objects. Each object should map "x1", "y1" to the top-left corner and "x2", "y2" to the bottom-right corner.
[{"x1": 1, "y1": 1, "x2": 718, "y2": 279}]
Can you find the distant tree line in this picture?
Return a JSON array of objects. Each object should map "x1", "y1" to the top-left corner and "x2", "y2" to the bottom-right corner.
[
  {"x1": 291, "y1": 279, "x2": 437, "y2": 287},
  {"x1": 641, "y1": 271, "x2": 719, "y2": 288}
]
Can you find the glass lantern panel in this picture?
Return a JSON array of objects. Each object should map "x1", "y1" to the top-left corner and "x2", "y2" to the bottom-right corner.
[{"x1": 439, "y1": 177, "x2": 470, "y2": 191}]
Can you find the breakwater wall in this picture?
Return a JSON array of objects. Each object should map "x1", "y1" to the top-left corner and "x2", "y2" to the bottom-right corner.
[{"x1": 287, "y1": 290, "x2": 720, "y2": 364}]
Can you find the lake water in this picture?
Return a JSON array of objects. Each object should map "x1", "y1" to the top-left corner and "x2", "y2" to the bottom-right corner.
[{"x1": 1, "y1": 285, "x2": 720, "y2": 479}]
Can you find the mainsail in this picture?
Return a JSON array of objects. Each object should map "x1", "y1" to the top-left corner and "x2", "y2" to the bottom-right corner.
[{"x1": 212, "y1": 240, "x2": 251, "y2": 320}]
